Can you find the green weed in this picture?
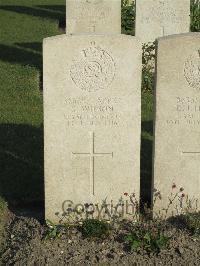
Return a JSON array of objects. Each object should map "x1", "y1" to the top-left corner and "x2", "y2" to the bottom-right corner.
[
  {"x1": 182, "y1": 212, "x2": 200, "y2": 236},
  {"x1": 125, "y1": 221, "x2": 170, "y2": 253},
  {"x1": 81, "y1": 219, "x2": 110, "y2": 238},
  {"x1": 44, "y1": 219, "x2": 63, "y2": 240}
]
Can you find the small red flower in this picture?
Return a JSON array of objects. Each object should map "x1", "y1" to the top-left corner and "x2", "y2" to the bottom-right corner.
[
  {"x1": 172, "y1": 183, "x2": 176, "y2": 189},
  {"x1": 124, "y1": 192, "x2": 128, "y2": 196},
  {"x1": 181, "y1": 193, "x2": 185, "y2": 198}
]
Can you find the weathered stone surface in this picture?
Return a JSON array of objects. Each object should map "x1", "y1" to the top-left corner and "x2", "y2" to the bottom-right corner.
[
  {"x1": 153, "y1": 33, "x2": 200, "y2": 217},
  {"x1": 136, "y1": 0, "x2": 190, "y2": 43},
  {"x1": 66, "y1": 0, "x2": 121, "y2": 34},
  {"x1": 43, "y1": 34, "x2": 142, "y2": 222}
]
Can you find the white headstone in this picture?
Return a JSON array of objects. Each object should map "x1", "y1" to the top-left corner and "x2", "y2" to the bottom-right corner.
[
  {"x1": 153, "y1": 33, "x2": 200, "y2": 217},
  {"x1": 136, "y1": 0, "x2": 190, "y2": 43},
  {"x1": 44, "y1": 34, "x2": 142, "y2": 222},
  {"x1": 66, "y1": 0, "x2": 121, "y2": 34}
]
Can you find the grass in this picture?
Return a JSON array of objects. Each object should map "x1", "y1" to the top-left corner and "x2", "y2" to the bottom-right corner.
[{"x1": 0, "y1": 0, "x2": 65, "y2": 205}]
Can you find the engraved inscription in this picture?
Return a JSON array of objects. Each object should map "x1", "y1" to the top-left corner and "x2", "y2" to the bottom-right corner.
[
  {"x1": 184, "y1": 50, "x2": 200, "y2": 90},
  {"x1": 74, "y1": 6, "x2": 109, "y2": 23},
  {"x1": 71, "y1": 131, "x2": 113, "y2": 196},
  {"x1": 141, "y1": 2, "x2": 185, "y2": 25},
  {"x1": 166, "y1": 97, "x2": 200, "y2": 126},
  {"x1": 70, "y1": 42, "x2": 116, "y2": 92},
  {"x1": 64, "y1": 96, "x2": 121, "y2": 127},
  {"x1": 72, "y1": 2, "x2": 110, "y2": 31}
]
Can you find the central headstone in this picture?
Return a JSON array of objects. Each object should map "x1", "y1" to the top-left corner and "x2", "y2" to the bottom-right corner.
[
  {"x1": 44, "y1": 1, "x2": 142, "y2": 223},
  {"x1": 136, "y1": 0, "x2": 190, "y2": 43},
  {"x1": 66, "y1": 0, "x2": 121, "y2": 34}
]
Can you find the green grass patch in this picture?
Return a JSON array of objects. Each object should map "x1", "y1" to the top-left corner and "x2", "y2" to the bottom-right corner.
[
  {"x1": 81, "y1": 219, "x2": 110, "y2": 238},
  {"x1": 0, "y1": 0, "x2": 65, "y2": 205},
  {"x1": 181, "y1": 212, "x2": 200, "y2": 236}
]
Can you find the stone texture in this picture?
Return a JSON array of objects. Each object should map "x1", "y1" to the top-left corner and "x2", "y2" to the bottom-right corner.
[
  {"x1": 153, "y1": 33, "x2": 200, "y2": 217},
  {"x1": 136, "y1": 0, "x2": 190, "y2": 43},
  {"x1": 43, "y1": 34, "x2": 142, "y2": 223},
  {"x1": 66, "y1": 0, "x2": 121, "y2": 34}
]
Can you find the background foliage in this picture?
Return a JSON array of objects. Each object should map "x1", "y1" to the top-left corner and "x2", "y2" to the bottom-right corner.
[{"x1": 191, "y1": 0, "x2": 200, "y2": 32}]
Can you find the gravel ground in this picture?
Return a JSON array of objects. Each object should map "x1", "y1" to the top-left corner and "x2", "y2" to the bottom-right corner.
[{"x1": 1, "y1": 210, "x2": 200, "y2": 266}]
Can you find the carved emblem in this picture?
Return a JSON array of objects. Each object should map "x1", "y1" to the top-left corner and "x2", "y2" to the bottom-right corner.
[
  {"x1": 184, "y1": 50, "x2": 200, "y2": 90},
  {"x1": 70, "y1": 42, "x2": 115, "y2": 92}
]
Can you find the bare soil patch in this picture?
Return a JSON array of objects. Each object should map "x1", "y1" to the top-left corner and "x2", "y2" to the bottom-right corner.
[{"x1": 1, "y1": 209, "x2": 200, "y2": 265}]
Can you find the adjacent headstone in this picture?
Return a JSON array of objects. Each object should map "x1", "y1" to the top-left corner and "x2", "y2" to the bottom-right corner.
[
  {"x1": 153, "y1": 33, "x2": 200, "y2": 217},
  {"x1": 136, "y1": 0, "x2": 190, "y2": 43},
  {"x1": 44, "y1": 34, "x2": 142, "y2": 223},
  {"x1": 66, "y1": 0, "x2": 121, "y2": 34}
]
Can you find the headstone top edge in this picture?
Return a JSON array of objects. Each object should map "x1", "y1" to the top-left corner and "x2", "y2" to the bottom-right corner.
[
  {"x1": 156, "y1": 32, "x2": 200, "y2": 43},
  {"x1": 43, "y1": 34, "x2": 142, "y2": 44}
]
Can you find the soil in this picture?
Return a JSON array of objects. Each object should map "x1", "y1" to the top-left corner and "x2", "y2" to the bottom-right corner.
[{"x1": 1, "y1": 209, "x2": 200, "y2": 266}]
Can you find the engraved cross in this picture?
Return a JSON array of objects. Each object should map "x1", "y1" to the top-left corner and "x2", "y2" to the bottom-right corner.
[
  {"x1": 182, "y1": 151, "x2": 200, "y2": 155},
  {"x1": 91, "y1": 25, "x2": 96, "y2": 32},
  {"x1": 72, "y1": 132, "x2": 113, "y2": 196},
  {"x1": 162, "y1": 26, "x2": 165, "y2": 37}
]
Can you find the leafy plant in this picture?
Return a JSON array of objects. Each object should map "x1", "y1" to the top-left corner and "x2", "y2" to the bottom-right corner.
[
  {"x1": 182, "y1": 212, "x2": 200, "y2": 236},
  {"x1": 121, "y1": 0, "x2": 135, "y2": 35},
  {"x1": 81, "y1": 219, "x2": 110, "y2": 238},
  {"x1": 44, "y1": 219, "x2": 63, "y2": 240},
  {"x1": 191, "y1": 0, "x2": 200, "y2": 32},
  {"x1": 125, "y1": 222, "x2": 170, "y2": 253}
]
